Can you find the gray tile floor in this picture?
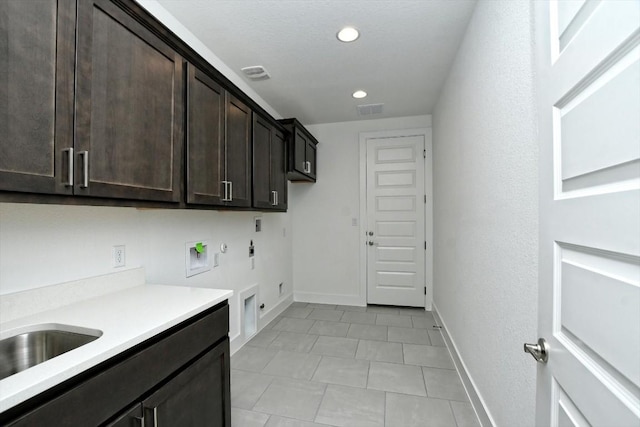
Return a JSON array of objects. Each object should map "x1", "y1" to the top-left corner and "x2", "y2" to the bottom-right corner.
[{"x1": 231, "y1": 303, "x2": 481, "y2": 427}]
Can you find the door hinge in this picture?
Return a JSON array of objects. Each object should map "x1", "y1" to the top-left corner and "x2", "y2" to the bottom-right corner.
[{"x1": 423, "y1": 149, "x2": 426, "y2": 159}]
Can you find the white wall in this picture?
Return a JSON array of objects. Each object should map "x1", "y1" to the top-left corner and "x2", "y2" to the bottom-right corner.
[
  {"x1": 0, "y1": 203, "x2": 293, "y2": 349},
  {"x1": 431, "y1": 2, "x2": 538, "y2": 426},
  {"x1": 291, "y1": 115, "x2": 431, "y2": 305}
]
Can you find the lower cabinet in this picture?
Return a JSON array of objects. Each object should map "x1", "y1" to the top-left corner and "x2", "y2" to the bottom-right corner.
[
  {"x1": 1, "y1": 303, "x2": 230, "y2": 427},
  {"x1": 108, "y1": 342, "x2": 229, "y2": 426}
]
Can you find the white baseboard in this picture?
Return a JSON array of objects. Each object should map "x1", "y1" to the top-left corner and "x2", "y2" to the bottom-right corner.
[
  {"x1": 230, "y1": 293, "x2": 293, "y2": 355},
  {"x1": 293, "y1": 291, "x2": 364, "y2": 306},
  {"x1": 433, "y1": 303, "x2": 495, "y2": 427}
]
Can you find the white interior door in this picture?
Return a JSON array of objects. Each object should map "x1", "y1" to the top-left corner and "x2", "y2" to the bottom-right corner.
[
  {"x1": 535, "y1": 1, "x2": 640, "y2": 426},
  {"x1": 365, "y1": 133, "x2": 425, "y2": 307}
]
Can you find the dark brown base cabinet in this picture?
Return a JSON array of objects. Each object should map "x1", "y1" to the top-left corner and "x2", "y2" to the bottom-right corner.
[
  {"x1": 279, "y1": 118, "x2": 318, "y2": 182},
  {"x1": 0, "y1": 303, "x2": 231, "y2": 427}
]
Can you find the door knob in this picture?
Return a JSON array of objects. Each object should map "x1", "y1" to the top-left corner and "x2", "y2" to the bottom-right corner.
[
  {"x1": 524, "y1": 338, "x2": 549, "y2": 363},
  {"x1": 368, "y1": 231, "x2": 374, "y2": 236},
  {"x1": 368, "y1": 241, "x2": 376, "y2": 246}
]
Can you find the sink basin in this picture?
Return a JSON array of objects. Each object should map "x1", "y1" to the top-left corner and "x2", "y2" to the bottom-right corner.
[{"x1": 0, "y1": 325, "x2": 102, "y2": 381}]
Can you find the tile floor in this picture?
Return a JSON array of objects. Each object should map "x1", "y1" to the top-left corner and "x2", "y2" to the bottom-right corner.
[{"x1": 230, "y1": 303, "x2": 481, "y2": 427}]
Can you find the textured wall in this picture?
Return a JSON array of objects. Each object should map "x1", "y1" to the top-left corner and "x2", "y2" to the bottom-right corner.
[
  {"x1": 431, "y1": 1, "x2": 538, "y2": 426},
  {"x1": 0, "y1": 203, "x2": 293, "y2": 346},
  {"x1": 291, "y1": 115, "x2": 431, "y2": 305}
]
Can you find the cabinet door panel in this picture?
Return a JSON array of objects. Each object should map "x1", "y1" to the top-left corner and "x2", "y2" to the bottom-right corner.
[
  {"x1": 306, "y1": 141, "x2": 317, "y2": 180},
  {"x1": 75, "y1": 0, "x2": 183, "y2": 201},
  {"x1": 105, "y1": 403, "x2": 142, "y2": 427},
  {"x1": 0, "y1": 0, "x2": 75, "y2": 194},
  {"x1": 142, "y1": 340, "x2": 231, "y2": 427},
  {"x1": 252, "y1": 115, "x2": 272, "y2": 209},
  {"x1": 225, "y1": 94, "x2": 251, "y2": 207},
  {"x1": 272, "y1": 129, "x2": 287, "y2": 210},
  {"x1": 187, "y1": 65, "x2": 225, "y2": 205},
  {"x1": 293, "y1": 130, "x2": 307, "y2": 175}
]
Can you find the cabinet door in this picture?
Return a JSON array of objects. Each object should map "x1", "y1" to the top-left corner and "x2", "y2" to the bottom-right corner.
[
  {"x1": 292, "y1": 129, "x2": 308, "y2": 175},
  {"x1": 187, "y1": 65, "x2": 225, "y2": 205},
  {"x1": 142, "y1": 340, "x2": 231, "y2": 427},
  {"x1": 252, "y1": 114, "x2": 273, "y2": 209},
  {"x1": 272, "y1": 128, "x2": 288, "y2": 210},
  {"x1": 225, "y1": 94, "x2": 252, "y2": 207},
  {"x1": 105, "y1": 403, "x2": 143, "y2": 427},
  {"x1": 0, "y1": 0, "x2": 75, "y2": 195},
  {"x1": 305, "y1": 140, "x2": 317, "y2": 180},
  {"x1": 75, "y1": 0, "x2": 183, "y2": 202}
]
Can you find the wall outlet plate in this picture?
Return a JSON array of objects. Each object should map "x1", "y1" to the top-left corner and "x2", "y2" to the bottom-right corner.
[{"x1": 112, "y1": 245, "x2": 126, "y2": 268}]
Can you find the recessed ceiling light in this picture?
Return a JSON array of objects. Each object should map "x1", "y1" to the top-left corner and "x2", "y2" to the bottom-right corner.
[
  {"x1": 337, "y1": 27, "x2": 360, "y2": 43},
  {"x1": 352, "y1": 90, "x2": 367, "y2": 99}
]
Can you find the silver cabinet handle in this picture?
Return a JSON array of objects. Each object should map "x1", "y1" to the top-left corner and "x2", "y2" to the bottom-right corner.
[
  {"x1": 228, "y1": 181, "x2": 233, "y2": 201},
  {"x1": 79, "y1": 151, "x2": 89, "y2": 188},
  {"x1": 271, "y1": 190, "x2": 277, "y2": 206},
  {"x1": 307, "y1": 161, "x2": 311, "y2": 173},
  {"x1": 152, "y1": 406, "x2": 158, "y2": 427},
  {"x1": 221, "y1": 181, "x2": 231, "y2": 201},
  {"x1": 62, "y1": 147, "x2": 74, "y2": 186},
  {"x1": 524, "y1": 338, "x2": 549, "y2": 363},
  {"x1": 134, "y1": 415, "x2": 144, "y2": 426},
  {"x1": 275, "y1": 191, "x2": 278, "y2": 206}
]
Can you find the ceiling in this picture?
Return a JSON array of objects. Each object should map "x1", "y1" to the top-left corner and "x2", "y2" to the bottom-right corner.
[{"x1": 155, "y1": 0, "x2": 477, "y2": 125}]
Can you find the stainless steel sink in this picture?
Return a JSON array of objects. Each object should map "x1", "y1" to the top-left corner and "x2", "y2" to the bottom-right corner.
[{"x1": 0, "y1": 326, "x2": 102, "y2": 381}]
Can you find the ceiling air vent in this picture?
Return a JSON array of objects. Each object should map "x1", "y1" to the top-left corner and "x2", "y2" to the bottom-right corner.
[
  {"x1": 357, "y1": 103, "x2": 384, "y2": 116},
  {"x1": 241, "y1": 65, "x2": 270, "y2": 81}
]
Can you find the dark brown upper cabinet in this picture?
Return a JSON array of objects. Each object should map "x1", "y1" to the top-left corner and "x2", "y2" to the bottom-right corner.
[
  {"x1": 279, "y1": 118, "x2": 318, "y2": 182},
  {"x1": 253, "y1": 115, "x2": 287, "y2": 211},
  {"x1": 0, "y1": 0, "x2": 76, "y2": 195},
  {"x1": 73, "y1": 0, "x2": 184, "y2": 202},
  {"x1": 187, "y1": 64, "x2": 252, "y2": 208}
]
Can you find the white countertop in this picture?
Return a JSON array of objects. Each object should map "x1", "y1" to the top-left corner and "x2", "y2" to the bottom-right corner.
[{"x1": 0, "y1": 284, "x2": 232, "y2": 413}]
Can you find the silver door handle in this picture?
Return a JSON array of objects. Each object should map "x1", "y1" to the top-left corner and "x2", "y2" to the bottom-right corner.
[
  {"x1": 524, "y1": 338, "x2": 549, "y2": 363},
  {"x1": 79, "y1": 151, "x2": 89, "y2": 188},
  {"x1": 62, "y1": 147, "x2": 74, "y2": 186}
]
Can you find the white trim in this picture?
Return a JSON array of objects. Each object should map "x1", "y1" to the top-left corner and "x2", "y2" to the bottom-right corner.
[
  {"x1": 358, "y1": 127, "x2": 432, "y2": 308},
  {"x1": 433, "y1": 303, "x2": 495, "y2": 427},
  {"x1": 293, "y1": 291, "x2": 364, "y2": 306}
]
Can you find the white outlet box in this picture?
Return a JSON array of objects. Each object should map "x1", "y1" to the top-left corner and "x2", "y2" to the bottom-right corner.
[
  {"x1": 112, "y1": 245, "x2": 125, "y2": 268},
  {"x1": 186, "y1": 240, "x2": 211, "y2": 277}
]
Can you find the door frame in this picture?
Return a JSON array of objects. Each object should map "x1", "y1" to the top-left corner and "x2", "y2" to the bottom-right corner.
[{"x1": 358, "y1": 128, "x2": 433, "y2": 309}]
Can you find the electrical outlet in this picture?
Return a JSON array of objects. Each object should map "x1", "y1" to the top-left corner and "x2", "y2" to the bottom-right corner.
[{"x1": 112, "y1": 245, "x2": 125, "y2": 268}]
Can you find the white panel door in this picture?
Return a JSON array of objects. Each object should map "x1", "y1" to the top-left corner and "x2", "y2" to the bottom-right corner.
[
  {"x1": 535, "y1": 1, "x2": 640, "y2": 426},
  {"x1": 366, "y1": 134, "x2": 425, "y2": 306}
]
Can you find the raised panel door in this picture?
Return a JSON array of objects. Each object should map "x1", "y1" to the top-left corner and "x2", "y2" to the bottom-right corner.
[
  {"x1": 0, "y1": 0, "x2": 75, "y2": 195},
  {"x1": 225, "y1": 93, "x2": 251, "y2": 207},
  {"x1": 187, "y1": 65, "x2": 225, "y2": 205},
  {"x1": 272, "y1": 128, "x2": 287, "y2": 210},
  {"x1": 252, "y1": 114, "x2": 272, "y2": 209},
  {"x1": 75, "y1": 0, "x2": 183, "y2": 202},
  {"x1": 142, "y1": 340, "x2": 231, "y2": 427}
]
